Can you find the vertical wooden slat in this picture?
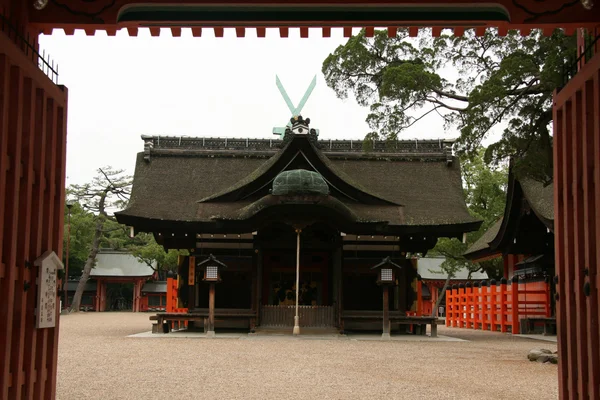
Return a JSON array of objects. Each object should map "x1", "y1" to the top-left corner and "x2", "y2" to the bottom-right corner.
[
  {"x1": 592, "y1": 69, "x2": 600, "y2": 398},
  {"x1": 24, "y1": 87, "x2": 47, "y2": 400},
  {"x1": 1, "y1": 64, "x2": 24, "y2": 400},
  {"x1": 0, "y1": 54, "x2": 10, "y2": 400},
  {"x1": 0, "y1": 55, "x2": 9, "y2": 276},
  {"x1": 553, "y1": 98, "x2": 568, "y2": 400},
  {"x1": 583, "y1": 75, "x2": 599, "y2": 400},
  {"x1": 9, "y1": 76, "x2": 35, "y2": 400},
  {"x1": 48, "y1": 94, "x2": 67, "y2": 397},
  {"x1": 34, "y1": 97, "x2": 57, "y2": 400},
  {"x1": 572, "y1": 90, "x2": 589, "y2": 398},
  {"x1": 564, "y1": 98, "x2": 577, "y2": 399}
]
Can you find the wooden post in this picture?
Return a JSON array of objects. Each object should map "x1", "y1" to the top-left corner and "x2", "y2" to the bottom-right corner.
[
  {"x1": 430, "y1": 321, "x2": 437, "y2": 338},
  {"x1": 500, "y1": 279, "x2": 507, "y2": 333},
  {"x1": 132, "y1": 280, "x2": 137, "y2": 312},
  {"x1": 481, "y1": 281, "x2": 489, "y2": 331},
  {"x1": 458, "y1": 284, "x2": 464, "y2": 328},
  {"x1": 332, "y1": 246, "x2": 343, "y2": 330},
  {"x1": 416, "y1": 278, "x2": 422, "y2": 316},
  {"x1": 446, "y1": 285, "x2": 455, "y2": 327},
  {"x1": 166, "y1": 277, "x2": 174, "y2": 312},
  {"x1": 188, "y1": 256, "x2": 195, "y2": 310},
  {"x1": 473, "y1": 282, "x2": 480, "y2": 329},
  {"x1": 95, "y1": 279, "x2": 101, "y2": 312},
  {"x1": 545, "y1": 277, "x2": 552, "y2": 318},
  {"x1": 465, "y1": 283, "x2": 472, "y2": 328},
  {"x1": 293, "y1": 229, "x2": 301, "y2": 335},
  {"x1": 255, "y1": 246, "x2": 262, "y2": 326},
  {"x1": 511, "y1": 276, "x2": 520, "y2": 334},
  {"x1": 382, "y1": 285, "x2": 390, "y2": 339},
  {"x1": 207, "y1": 282, "x2": 216, "y2": 337}
]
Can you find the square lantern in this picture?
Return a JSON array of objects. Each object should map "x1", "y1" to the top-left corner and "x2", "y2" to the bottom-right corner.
[
  {"x1": 380, "y1": 268, "x2": 394, "y2": 283},
  {"x1": 371, "y1": 256, "x2": 402, "y2": 285},
  {"x1": 204, "y1": 265, "x2": 220, "y2": 282},
  {"x1": 198, "y1": 254, "x2": 228, "y2": 283}
]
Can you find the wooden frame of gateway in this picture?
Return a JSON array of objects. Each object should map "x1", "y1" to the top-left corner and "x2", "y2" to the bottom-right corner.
[{"x1": 1, "y1": 0, "x2": 599, "y2": 397}]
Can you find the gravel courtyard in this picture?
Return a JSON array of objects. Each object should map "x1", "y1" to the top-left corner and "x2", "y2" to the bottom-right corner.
[{"x1": 57, "y1": 312, "x2": 558, "y2": 400}]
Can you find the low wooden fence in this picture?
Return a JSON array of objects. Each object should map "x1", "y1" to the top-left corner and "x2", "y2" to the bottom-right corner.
[
  {"x1": 260, "y1": 305, "x2": 336, "y2": 328},
  {"x1": 445, "y1": 277, "x2": 551, "y2": 334},
  {"x1": 165, "y1": 278, "x2": 188, "y2": 329}
]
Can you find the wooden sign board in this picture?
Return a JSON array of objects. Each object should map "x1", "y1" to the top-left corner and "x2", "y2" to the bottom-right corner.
[
  {"x1": 34, "y1": 250, "x2": 64, "y2": 329},
  {"x1": 188, "y1": 256, "x2": 195, "y2": 286}
]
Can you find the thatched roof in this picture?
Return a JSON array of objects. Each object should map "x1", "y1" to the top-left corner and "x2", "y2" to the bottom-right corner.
[
  {"x1": 520, "y1": 177, "x2": 554, "y2": 228},
  {"x1": 463, "y1": 219, "x2": 503, "y2": 260},
  {"x1": 464, "y1": 165, "x2": 554, "y2": 261},
  {"x1": 117, "y1": 134, "x2": 480, "y2": 234}
]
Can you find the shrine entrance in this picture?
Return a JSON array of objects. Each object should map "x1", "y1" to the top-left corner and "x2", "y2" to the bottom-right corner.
[{"x1": 259, "y1": 223, "x2": 336, "y2": 328}]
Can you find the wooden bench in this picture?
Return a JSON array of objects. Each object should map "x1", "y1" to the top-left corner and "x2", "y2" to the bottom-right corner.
[
  {"x1": 150, "y1": 309, "x2": 257, "y2": 334},
  {"x1": 520, "y1": 317, "x2": 557, "y2": 335},
  {"x1": 341, "y1": 312, "x2": 439, "y2": 337}
]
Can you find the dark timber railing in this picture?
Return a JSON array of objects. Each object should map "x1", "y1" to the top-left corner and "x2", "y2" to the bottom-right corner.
[
  {"x1": 561, "y1": 33, "x2": 600, "y2": 90},
  {"x1": 260, "y1": 305, "x2": 336, "y2": 328},
  {"x1": 0, "y1": 10, "x2": 59, "y2": 84}
]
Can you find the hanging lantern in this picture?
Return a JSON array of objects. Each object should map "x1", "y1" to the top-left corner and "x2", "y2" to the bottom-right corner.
[
  {"x1": 198, "y1": 254, "x2": 228, "y2": 283},
  {"x1": 371, "y1": 256, "x2": 402, "y2": 285}
]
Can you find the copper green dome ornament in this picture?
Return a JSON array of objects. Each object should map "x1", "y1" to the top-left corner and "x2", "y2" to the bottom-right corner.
[{"x1": 272, "y1": 169, "x2": 329, "y2": 196}]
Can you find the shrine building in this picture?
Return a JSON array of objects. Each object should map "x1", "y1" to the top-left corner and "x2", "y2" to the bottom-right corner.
[{"x1": 115, "y1": 116, "x2": 481, "y2": 333}]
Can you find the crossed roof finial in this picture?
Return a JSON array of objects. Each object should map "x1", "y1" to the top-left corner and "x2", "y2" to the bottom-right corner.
[{"x1": 273, "y1": 75, "x2": 319, "y2": 137}]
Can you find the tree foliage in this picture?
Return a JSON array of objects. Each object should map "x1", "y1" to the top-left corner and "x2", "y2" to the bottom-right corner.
[
  {"x1": 431, "y1": 150, "x2": 507, "y2": 279},
  {"x1": 322, "y1": 28, "x2": 576, "y2": 182},
  {"x1": 62, "y1": 201, "x2": 95, "y2": 279},
  {"x1": 128, "y1": 233, "x2": 187, "y2": 280},
  {"x1": 68, "y1": 167, "x2": 132, "y2": 312},
  {"x1": 63, "y1": 168, "x2": 186, "y2": 308}
]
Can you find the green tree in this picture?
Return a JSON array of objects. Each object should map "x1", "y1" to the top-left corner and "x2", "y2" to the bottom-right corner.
[
  {"x1": 433, "y1": 150, "x2": 507, "y2": 277},
  {"x1": 426, "y1": 150, "x2": 507, "y2": 315},
  {"x1": 128, "y1": 233, "x2": 187, "y2": 280},
  {"x1": 68, "y1": 167, "x2": 132, "y2": 312},
  {"x1": 322, "y1": 28, "x2": 575, "y2": 182},
  {"x1": 62, "y1": 201, "x2": 95, "y2": 279}
]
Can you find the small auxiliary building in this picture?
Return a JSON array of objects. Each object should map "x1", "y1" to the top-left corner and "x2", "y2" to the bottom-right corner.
[{"x1": 116, "y1": 117, "x2": 481, "y2": 334}]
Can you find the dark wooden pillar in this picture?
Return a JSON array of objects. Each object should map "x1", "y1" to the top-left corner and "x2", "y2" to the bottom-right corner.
[
  {"x1": 95, "y1": 280, "x2": 101, "y2": 312},
  {"x1": 254, "y1": 245, "x2": 262, "y2": 326},
  {"x1": 332, "y1": 245, "x2": 342, "y2": 329},
  {"x1": 382, "y1": 286, "x2": 390, "y2": 339},
  {"x1": 188, "y1": 256, "x2": 195, "y2": 310},
  {"x1": 207, "y1": 283, "x2": 216, "y2": 337}
]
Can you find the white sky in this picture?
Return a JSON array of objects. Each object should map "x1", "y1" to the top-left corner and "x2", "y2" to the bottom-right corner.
[{"x1": 39, "y1": 27, "x2": 471, "y2": 186}]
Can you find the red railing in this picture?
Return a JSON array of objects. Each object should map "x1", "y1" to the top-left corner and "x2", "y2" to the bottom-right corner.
[
  {"x1": 445, "y1": 277, "x2": 551, "y2": 334},
  {"x1": 165, "y1": 278, "x2": 188, "y2": 330}
]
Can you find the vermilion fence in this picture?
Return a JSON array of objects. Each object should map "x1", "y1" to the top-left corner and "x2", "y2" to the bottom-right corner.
[
  {"x1": 445, "y1": 277, "x2": 551, "y2": 334},
  {"x1": 165, "y1": 278, "x2": 188, "y2": 329}
]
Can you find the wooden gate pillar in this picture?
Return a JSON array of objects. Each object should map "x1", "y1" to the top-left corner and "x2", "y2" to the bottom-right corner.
[
  {"x1": 553, "y1": 51, "x2": 600, "y2": 399},
  {"x1": 0, "y1": 27, "x2": 68, "y2": 399},
  {"x1": 382, "y1": 285, "x2": 391, "y2": 339}
]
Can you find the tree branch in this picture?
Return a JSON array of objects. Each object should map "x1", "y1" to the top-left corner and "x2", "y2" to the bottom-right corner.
[{"x1": 431, "y1": 87, "x2": 469, "y2": 102}]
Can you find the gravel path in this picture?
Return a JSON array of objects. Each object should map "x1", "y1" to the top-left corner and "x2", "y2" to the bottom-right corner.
[{"x1": 57, "y1": 313, "x2": 558, "y2": 400}]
